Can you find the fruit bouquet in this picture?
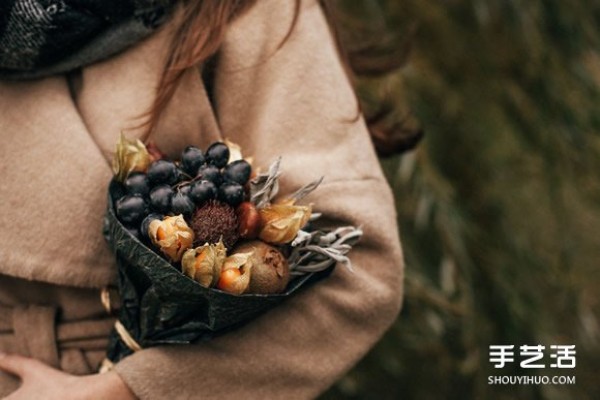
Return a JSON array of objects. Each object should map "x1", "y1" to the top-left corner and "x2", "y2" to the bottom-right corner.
[{"x1": 101, "y1": 135, "x2": 362, "y2": 367}]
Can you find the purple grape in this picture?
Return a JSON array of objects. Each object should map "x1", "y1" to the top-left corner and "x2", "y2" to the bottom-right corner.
[
  {"x1": 218, "y1": 182, "x2": 244, "y2": 207},
  {"x1": 197, "y1": 164, "x2": 222, "y2": 186},
  {"x1": 124, "y1": 172, "x2": 150, "y2": 197},
  {"x1": 116, "y1": 195, "x2": 148, "y2": 225},
  {"x1": 206, "y1": 142, "x2": 229, "y2": 169},
  {"x1": 171, "y1": 191, "x2": 195, "y2": 217},
  {"x1": 189, "y1": 180, "x2": 217, "y2": 205},
  {"x1": 223, "y1": 160, "x2": 251, "y2": 185},
  {"x1": 147, "y1": 160, "x2": 178, "y2": 186},
  {"x1": 181, "y1": 146, "x2": 205, "y2": 176},
  {"x1": 149, "y1": 185, "x2": 174, "y2": 214}
]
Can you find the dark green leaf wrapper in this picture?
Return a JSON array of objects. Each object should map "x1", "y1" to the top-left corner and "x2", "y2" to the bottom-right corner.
[{"x1": 104, "y1": 180, "x2": 331, "y2": 363}]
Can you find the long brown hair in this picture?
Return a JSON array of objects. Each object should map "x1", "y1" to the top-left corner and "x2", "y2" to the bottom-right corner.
[{"x1": 147, "y1": 0, "x2": 421, "y2": 156}]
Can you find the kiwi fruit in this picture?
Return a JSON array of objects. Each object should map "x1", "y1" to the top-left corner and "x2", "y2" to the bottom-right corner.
[{"x1": 233, "y1": 241, "x2": 290, "y2": 294}]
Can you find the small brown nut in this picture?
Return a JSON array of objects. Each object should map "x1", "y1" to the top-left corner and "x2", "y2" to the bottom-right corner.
[
  {"x1": 145, "y1": 140, "x2": 167, "y2": 163},
  {"x1": 236, "y1": 202, "x2": 261, "y2": 239}
]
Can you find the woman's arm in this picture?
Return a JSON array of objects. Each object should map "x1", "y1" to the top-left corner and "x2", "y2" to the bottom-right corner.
[{"x1": 113, "y1": 1, "x2": 404, "y2": 399}]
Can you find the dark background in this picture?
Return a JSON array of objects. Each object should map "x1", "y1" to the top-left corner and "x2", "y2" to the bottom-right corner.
[{"x1": 321, "y1": 1, "x2": 600, "y2": 399}]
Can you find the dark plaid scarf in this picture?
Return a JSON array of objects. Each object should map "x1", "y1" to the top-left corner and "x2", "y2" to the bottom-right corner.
[{"x1": 0, "y1": 0, "x2": 176, "y2": 79}]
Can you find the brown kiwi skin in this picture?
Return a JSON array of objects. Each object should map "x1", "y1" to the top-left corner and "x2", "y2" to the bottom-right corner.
[{"x1": 234, "y1": 241, "x2": 290, "y2": 294}]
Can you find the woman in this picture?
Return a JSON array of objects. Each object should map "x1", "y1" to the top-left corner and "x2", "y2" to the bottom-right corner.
[{"x1": 0, "y1": 0, "x2": 405, "y2": 398}]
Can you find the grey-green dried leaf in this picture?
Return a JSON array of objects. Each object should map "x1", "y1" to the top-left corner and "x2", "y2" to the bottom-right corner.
[{"x1": 250, "y1": 157, "x2": 281, "y2": 208}]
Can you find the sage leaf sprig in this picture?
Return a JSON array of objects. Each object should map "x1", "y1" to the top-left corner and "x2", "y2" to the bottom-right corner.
[
  {"x1": 289, "y1": 224, "x2": 363, "y2": 275},
  {"x1": 250, "y1": 158, "x2": 282, "y2": 208}
]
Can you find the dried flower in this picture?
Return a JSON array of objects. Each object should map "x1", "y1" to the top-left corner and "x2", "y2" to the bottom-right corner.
[
  {"x1": 148, "y1": 215, "x2": 194, "y2": 262},
  {"x1": 259, "y1": 203, "x2": 312, "y2": 244},
  {"x1": 112, "y1": 133, "x2": 151, "y2": 182},
  {"x1": 217, "y1": 251, "x2": 254, "y2": 295},
  {"x1": 182, "y1": 240, "x2": 226, "y2": 287},
  {"x1": 224, "y1": 138, "x2": 243, "y2": 164}
]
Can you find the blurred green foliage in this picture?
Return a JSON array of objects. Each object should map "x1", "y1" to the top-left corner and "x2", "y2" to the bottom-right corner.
[{"x1": 321, "y1": 1, "x2": 600, "y2": 399}]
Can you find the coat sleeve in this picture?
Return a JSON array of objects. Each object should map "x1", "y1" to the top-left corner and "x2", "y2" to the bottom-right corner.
[{"x1": 114, "y1": 1, "x2": 404, "y2": 399}]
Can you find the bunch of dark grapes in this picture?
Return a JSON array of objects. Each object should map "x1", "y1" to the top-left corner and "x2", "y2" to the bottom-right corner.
[{"x1": 114, "y1": 142, "x2": 252, "y2": 246}]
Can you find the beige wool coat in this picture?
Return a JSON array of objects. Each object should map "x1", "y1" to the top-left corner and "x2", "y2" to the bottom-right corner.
[{"x1": 0, "y1": 1, "x2": 404, "y2": 399}]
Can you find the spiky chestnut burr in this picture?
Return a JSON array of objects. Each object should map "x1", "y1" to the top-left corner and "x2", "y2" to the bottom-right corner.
[{"x1": 190, "y1": 200, "x2": 239, "y2": 248}]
